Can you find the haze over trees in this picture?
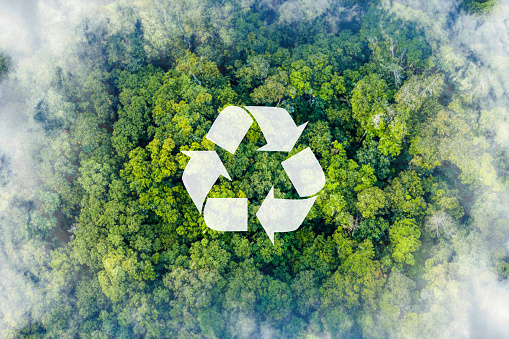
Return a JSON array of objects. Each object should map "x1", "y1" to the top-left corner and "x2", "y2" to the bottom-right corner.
[{"x1": 0, "y1": 0, "x2": 508, "y2": 338}]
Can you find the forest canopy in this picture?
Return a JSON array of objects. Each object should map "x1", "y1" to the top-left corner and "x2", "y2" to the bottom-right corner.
[{"x1": 0, "y1": 0, "x2": 509, "y2": 338}]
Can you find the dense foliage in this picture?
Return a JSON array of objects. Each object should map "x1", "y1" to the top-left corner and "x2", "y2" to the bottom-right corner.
[{"x1": 1, "y1": 0, "x2": 508, "y2": 338}]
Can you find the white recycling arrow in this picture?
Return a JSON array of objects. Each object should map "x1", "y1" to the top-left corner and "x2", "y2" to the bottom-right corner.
[
  {"x1": 244, "y1": 106, "x2": 307, "y2": 152},
  {"x1": 282, "y1": 147, "x2": 325, "y2": 197},
  {"x1": 182, "y1": 106, "x2": 325, "y2": 243},
  {"x1": 204, "y1": 198, "x2": 248, "y2": 231},
  {"x1": 256, "y1": 187, "x2": 317, "y2": 244},
  {"x1": 206, "y1": 106, "x2": 253, "y2": 154},
  {"x1": 182, "y1": 151, "x2": 231, "y2": 212}
]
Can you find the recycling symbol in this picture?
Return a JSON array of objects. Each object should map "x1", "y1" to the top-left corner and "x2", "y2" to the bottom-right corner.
[{"x1": 182, "y1": 106, "x2": 325, "y2": 243}]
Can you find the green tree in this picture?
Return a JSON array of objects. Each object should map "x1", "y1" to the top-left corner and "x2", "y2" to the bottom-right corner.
[{"x1": 389, "y1": 219, "x2": 421, "y2": 266}]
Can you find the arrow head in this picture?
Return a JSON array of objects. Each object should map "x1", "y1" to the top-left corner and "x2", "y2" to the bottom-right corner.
[
  {"x1": 182, "y1": 151, "x2": 231, "y2": 212},
  {"x1": 257, "y1": 122, "x2": 308, "y2": 152},
  {"x1": 244, "y1": 106, "x2": 308, "y2": 152},
  {"x1": 257, "y1": 186, "x2": 317, "y2": 244},
  {"x1": 258, "y1": 187, "x2": 276, "y2": 243}
]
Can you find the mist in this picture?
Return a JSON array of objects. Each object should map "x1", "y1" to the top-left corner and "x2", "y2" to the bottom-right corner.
[
  {"x1": 0, "y1": 0, "x2": 508, "y2": 337},
  {"x1": 0, "y1": 0, "x2": 111, "y2": 336},
  {"x1": 381, "y1": 0, "x2": 509, "y2": 337}
]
